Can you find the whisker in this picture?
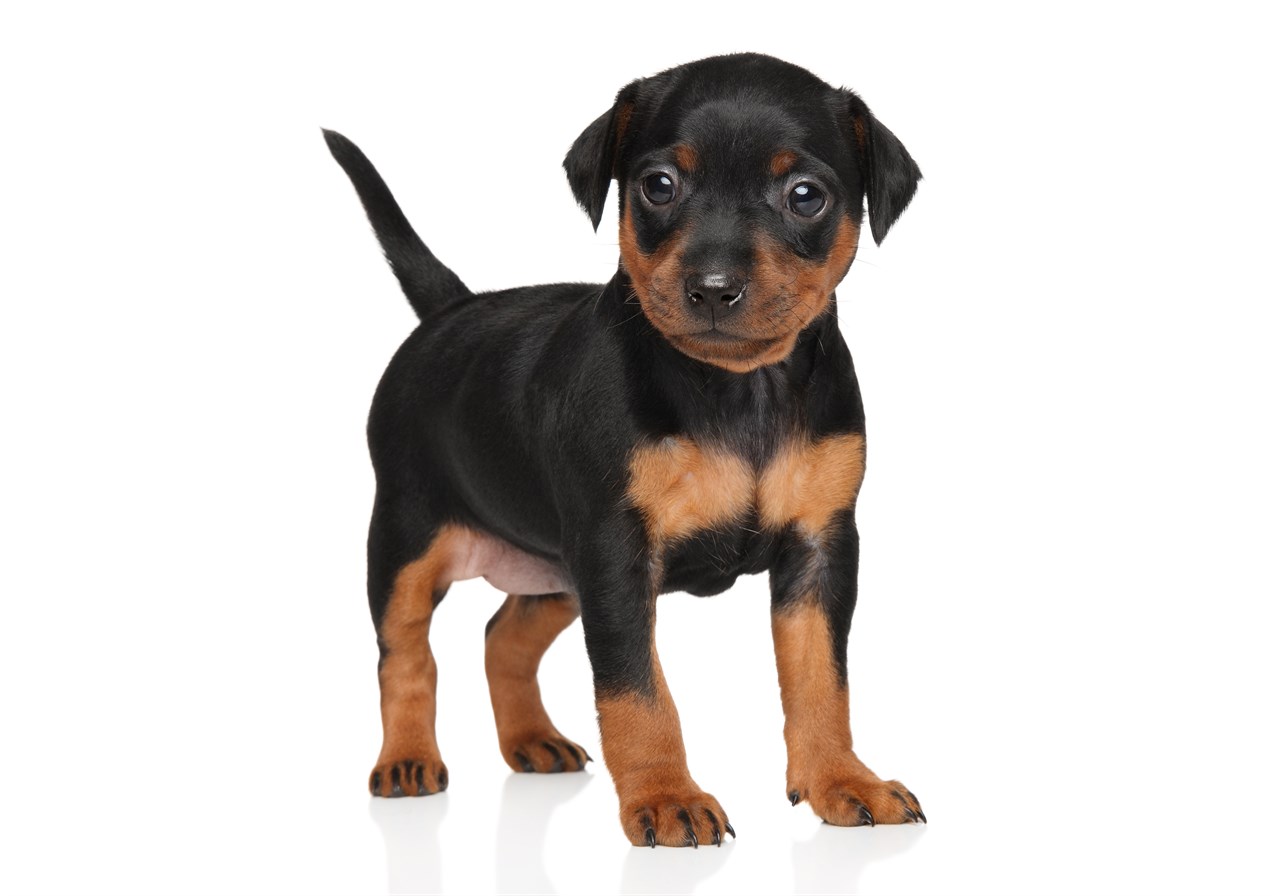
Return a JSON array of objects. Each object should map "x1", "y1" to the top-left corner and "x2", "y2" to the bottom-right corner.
[{"x1": 607, "y1": 308, "x2": 647, "y2": 330}]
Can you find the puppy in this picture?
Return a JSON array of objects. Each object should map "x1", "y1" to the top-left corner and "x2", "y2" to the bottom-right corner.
[{"x1": 324, "y1": 52, "x2": 923, "y2": 847}]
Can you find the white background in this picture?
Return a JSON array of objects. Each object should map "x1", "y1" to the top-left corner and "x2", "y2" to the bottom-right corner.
[{"x1": 2, "y1": 2, "x2": 1278, "y2": 894}]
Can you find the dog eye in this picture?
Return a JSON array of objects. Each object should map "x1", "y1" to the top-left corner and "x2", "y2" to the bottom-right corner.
[
  {"x1": 787, "y1": 182, "x2": 826, "y2": 217},
  {"x1": 642, "y1": 172, "x2": 676, "y2": 205}
]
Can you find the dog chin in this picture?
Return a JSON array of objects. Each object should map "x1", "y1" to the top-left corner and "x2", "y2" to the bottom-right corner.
[{"x1": 666, "y1": 329, "x2": 796, "y2": 372}]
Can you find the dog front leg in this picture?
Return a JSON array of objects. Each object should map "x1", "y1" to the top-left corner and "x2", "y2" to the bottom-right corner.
[
  {"x1": 572, "y1": 535, "x2": 733, "y2": 847},
  {"x1": 769, "y1": 512, "x2": 925, "y2": 825}
]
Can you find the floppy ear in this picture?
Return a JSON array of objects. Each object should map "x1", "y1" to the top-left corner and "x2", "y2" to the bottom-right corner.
[
  {"x1": 563, "y1": 86, "x2": 635, "y2": 231},
  {"x1": 847, "y1": 93, "x2": 922, "y2": 245}
]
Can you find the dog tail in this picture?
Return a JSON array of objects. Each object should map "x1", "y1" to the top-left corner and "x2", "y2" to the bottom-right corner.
[{"x1": 322, "y1": 129, "x2": 471, "y2": 317}]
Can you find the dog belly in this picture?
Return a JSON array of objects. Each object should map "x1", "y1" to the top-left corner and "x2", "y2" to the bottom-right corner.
[{"x1": 450, "y1": 528, "x2": 572, "y2": 595}]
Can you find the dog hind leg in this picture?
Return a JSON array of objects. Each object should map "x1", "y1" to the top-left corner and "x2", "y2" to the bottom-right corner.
[
  {"x1": 485, "y1": 593, "x2": 591, "y2": 773},
  {"x1": 366, "y1": 505, "x2": 461, "y2": 797}
]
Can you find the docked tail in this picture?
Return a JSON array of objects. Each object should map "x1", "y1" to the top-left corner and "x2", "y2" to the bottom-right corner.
[{"x1": 322, "y1": 129, "x2": 470, "y2": 318}]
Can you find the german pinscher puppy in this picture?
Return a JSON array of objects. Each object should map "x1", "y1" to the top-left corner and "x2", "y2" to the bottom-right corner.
[{"x1": 324, "y1": 52, "x2": 924, "y2": 847}]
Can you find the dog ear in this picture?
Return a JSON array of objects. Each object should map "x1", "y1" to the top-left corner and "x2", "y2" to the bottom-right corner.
[
  {"x1": 846, "y1": 93, "x2": 922, "y2": 245},
  {"x1": 563, "y1": 86, "x2": 636, "y2": 231}
]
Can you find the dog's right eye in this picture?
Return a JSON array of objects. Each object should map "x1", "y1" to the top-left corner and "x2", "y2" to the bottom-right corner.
[
  {"x1": 787, "y1": 182, "x2": 826, "y2": 218},
  {"x1": 642, "y1": 173, "x2": 676, "y2": 205}
]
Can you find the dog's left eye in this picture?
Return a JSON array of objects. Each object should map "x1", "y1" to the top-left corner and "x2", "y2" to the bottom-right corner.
[
  {"x1": 787, "y1": 182, "x2": 826, "y2": 217},
  {"x1": 642, "y1": 173, "x2": 677, "y2": 205}
]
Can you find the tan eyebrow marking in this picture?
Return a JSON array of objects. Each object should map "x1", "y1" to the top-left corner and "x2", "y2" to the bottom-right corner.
[
  {"x1": 770, "y1": 150, "x2": 798, "y2": 177},
  {"x1": 674, "y1": 144, "x2": 699, "y2": 172}
]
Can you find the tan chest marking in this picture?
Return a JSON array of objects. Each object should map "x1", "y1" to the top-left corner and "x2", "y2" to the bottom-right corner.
[
  {"x1": 626, "y1": 437, "x2": 754, "y2": 543},
  {"x1": 758, "y1": 433, "x2": 866, "y2": 536},
  {"x1": 626, "y1": 433, "x2": 867, "y2": 543}
]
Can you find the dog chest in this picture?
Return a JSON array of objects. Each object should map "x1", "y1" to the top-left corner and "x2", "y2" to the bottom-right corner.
[{"x1": 626, "y1": 432, "x2": 866, "y2": 544}]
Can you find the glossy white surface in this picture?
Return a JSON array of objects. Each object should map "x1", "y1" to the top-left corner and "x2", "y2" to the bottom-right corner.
[{"x1": 2, "y1": 3, "x2": 1277, "y2": 894}]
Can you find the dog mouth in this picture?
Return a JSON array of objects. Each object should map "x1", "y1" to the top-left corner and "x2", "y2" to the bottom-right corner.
[
  {"x1": 677, "y1": 326, "x2": 780, "y2": 346},
  {"x1": 687, "y1": 328, "x2": 744, "y2": 343},
  {"x1": 669, "y1": 327, "x2": 784, "y2": 358}
]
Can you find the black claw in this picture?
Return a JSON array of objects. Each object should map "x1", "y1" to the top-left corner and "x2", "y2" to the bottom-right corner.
[
  {"x1": 704, "y1": 809, "x2": 721, "y2": 846},
  {"x1": 390, "y1": 765, "x2": 404, "y2": 798},
  {"x1": 789, "y1": 789, "x2": 800, "y2": 806},
  {"x1": 642, "y1": 814, "x2": 657, "y2": 848},
  {"x1": 437, "y1": 769, "x2": 448, "y2": 791},
  {"x1": 891, "y1": 790, "x2": 914, "y2": 820},
  {"x1": 846, "y1": 796, "x2": 874, "y2": 826},
  {"x1": 415, "y1": 764, "x2": 427, "y2": 795},
  {"x1": 369, "y1": 771, "x2": 382, "y2": 795},
  {"x1": 564, "y1": 743, "x2": 584, "y2": 770},
  {"x1": 542, "y1": 741, "x2": 565, "y2": 773},
  {"x1": 585, "y1": 751, "x2": 595, "y2": 763},
  {"x1": 892, "y1": 789, "x2": 924, "y2": 821},
  {"x1": 677, "y1": 809, "x2": 697, "y2": 848},
  {"x1": 515, "y1": 751, "x2": 534, "y2": 773},
  {"x1": 725, "y1": 821, "x2": 736, "y2": 839}
]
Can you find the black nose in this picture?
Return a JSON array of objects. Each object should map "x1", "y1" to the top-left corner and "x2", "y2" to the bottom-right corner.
[{"x1": 685, "y1": 272, "x2": 745, "y2": 319}]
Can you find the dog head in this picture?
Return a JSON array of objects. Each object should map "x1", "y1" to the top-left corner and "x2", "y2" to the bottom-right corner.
[{"x1": 564, "y1": 53, "x2": 921, "y2": 373}]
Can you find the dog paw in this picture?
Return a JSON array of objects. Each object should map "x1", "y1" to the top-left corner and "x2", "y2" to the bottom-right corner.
[
  {"x1": 369, "y1": 756, "x2": 449, "y2": 797},
  {"x1": 790, "y1": 768, "x2": 924, "y2": 826},
  {"x1": 503, "y1": 734, "x2": 592, "y2": 773},
  {"x1": 621, "y1": 789, "x2": 735, "y2": 847}
]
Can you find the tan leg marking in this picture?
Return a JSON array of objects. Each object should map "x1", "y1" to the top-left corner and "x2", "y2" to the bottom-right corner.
[
  {"x1": 626, "y1": 437, "x2": 754, "y2": 545},
  {"x1": 759, "y1": 432, "x2": 866, "y2": 535},
  {"x1": 486, "y1": 593, "x2": 591, "y2": 773},
  {"x1": 369, "y1": 526, "x2": 469, "y2": 797},
  {"x1": 598, "y1": 660, "x2": 732, "y2": 847},
  {"x1": 773, "y1": 601, "x2": 923, "y2": 824}
]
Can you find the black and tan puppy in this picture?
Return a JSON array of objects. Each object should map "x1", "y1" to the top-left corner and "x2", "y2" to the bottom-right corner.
[{"x1": 324, "y1": 52, "x2": 923, "y2": 847}]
